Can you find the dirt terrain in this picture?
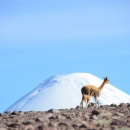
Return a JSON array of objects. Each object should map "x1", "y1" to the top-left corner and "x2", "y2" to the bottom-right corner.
[{"x1": 0, "y1": 103, "x2": 130, "y2": 130}]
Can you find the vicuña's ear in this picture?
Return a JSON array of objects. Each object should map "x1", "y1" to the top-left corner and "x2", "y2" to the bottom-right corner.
[{"x1": 106, "y1": 77, "x2": 108, "y2": 79}]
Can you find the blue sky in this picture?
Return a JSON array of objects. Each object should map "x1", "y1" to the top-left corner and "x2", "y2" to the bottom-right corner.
[{"x1": 0, "y1": 0, "x2": 130, "y2": 112}]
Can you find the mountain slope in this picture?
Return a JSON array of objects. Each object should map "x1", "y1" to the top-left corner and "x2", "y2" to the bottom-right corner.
[{"x1": 6, "y1": 73, "x2": 130, "y2": 111}]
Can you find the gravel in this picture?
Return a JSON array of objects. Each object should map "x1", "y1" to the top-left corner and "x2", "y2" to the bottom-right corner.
[{"x1": 0, "y1": 103, "x2": 130, "y2": 130}]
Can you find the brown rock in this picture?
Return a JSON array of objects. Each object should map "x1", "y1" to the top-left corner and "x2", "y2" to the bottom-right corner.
[
  {"x1": 114, "y1": 112, "x2": 124, "y2": 116},
  {"x1": 75, "y1": 105, "x2": 80, "y2": 109},
  {"x1": 127, "y1": 103, "x2": 130, "y2": 107},
  {"x1": 56, "y1": 114, "x2": 66, "y2": 120},
  {"x1": 23, "y1": 125, "x2": 34, "y2": 130},
  {"x1": 37, "y1": 126, "x2": 57, "y2": 130},
  {"x1": 122, "y1": 108, "x2": 129, "y2": 114},
  {"x1": 0, "y1": 128, "x2": 7, "y2": 130},
  {"x1": 110, "y1": 104, "x2": 117, "y2": 107},
  {"x1": 7, "y1": 122, "x2": 20, "y2": 128},
  {"x1": 22, "y1": 120, "x2": 35, "y2": 125},
  {"x1": 35, "y1": 117, "x2": 45, "y2": 122},
  {"x1": 91, "y1": 109, "x2": 100, "y2": 116},
  {"x1": 110, "y1": 118, "x2": 127, "y2": 126},
  {"x1": 92, "y1": 109, "x2": 112, "y2": 116},
  {"x1": 47, "y1": 109, "x2": 59, "y2": 113},
  {"x1": 119, "y1": 103, "x2": 127, "y2": 107},
  {"x1": 90, "y1": 115, "x2": 98, "y2": 120}
]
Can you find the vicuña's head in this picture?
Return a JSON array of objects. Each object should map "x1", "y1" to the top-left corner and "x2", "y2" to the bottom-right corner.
[{"x1": 104, "y1": 77, "x2": 109, "y2": 84}]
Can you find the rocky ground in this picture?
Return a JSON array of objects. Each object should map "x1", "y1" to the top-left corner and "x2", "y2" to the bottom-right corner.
[{"x1": 0, "y1": 103, "x2": 130, "y2": 130}]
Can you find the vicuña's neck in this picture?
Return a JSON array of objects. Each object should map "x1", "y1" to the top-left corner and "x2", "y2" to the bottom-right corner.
[{"x1": 98, "y1": 80, "x2": 106, "y2": 91}]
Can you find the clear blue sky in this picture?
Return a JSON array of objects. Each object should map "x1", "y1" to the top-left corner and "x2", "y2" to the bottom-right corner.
[{"x1": 0, "y1": 0, "x2": 130, "y2": 112}]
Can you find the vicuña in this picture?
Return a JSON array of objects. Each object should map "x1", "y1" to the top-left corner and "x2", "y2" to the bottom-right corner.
[
  {"x1": 80, "y1": 77, "x2": 109, "y2": 109},
  {"x1": 80, "y1": 94, "x2": 92, "y2": 110}
]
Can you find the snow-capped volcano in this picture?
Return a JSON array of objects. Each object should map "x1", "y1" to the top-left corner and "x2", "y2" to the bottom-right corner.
[{"x1": 6, "y1": 73, "x2": 130, "y2": 111}]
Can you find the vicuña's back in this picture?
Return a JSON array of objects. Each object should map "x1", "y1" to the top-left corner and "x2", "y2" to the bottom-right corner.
[{"x1": 81, "y1": 85, "x2": 99, "y2": 96}]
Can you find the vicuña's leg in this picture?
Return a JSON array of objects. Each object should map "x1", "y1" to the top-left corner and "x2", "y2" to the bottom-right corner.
[
  {"x1": 85, "y1": 101, "x2": 90, "y2": 108},
  {"x1": 80, "y1": 99, "x2": 84, "y2": 110},
  {"x1": 96, "y1": 98, "x2": 99, "y2": 108},
  {"x1": 80, "y1": 100, "x2": 82, "y2": 107},
  {"x1": 94, "y1": 96, "x2": 99, "y2": 108}
]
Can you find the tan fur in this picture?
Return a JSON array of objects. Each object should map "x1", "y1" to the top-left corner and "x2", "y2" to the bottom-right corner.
[
  {"x1": 81, "y1": 77, "x2": 109, "y2": 108},
  {"x1": 80, "y1": 94, "x2": 91, "y2": 110}
]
